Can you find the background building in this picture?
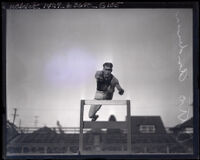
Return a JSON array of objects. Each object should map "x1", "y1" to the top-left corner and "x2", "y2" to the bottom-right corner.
[{"x1": 6, "y1": 116, "x2": 191, "y2": 154}]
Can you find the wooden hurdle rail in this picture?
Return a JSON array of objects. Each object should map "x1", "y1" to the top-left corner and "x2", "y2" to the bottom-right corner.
[{"x1": 79, "y1": 100, "x2": 131, "y2": 155}]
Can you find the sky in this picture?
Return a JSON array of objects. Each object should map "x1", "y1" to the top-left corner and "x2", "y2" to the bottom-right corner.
[{"x1": 6, "y1": 9, "x2": 193, "y2": 128}]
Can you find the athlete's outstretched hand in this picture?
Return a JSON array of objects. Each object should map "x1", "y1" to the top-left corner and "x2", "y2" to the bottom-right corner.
[{"x1": 119, "y1": 89, "x2": 124, "y2": 95}]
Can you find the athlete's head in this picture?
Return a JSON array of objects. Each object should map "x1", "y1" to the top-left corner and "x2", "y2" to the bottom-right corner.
[{"x1": 103, "y1": 62, "x2": 113, "y2": 77}]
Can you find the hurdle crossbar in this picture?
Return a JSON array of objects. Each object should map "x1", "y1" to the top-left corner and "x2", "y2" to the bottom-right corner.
[{"x1": 84, "y1": 100, "x2": 127, "y2": 105}]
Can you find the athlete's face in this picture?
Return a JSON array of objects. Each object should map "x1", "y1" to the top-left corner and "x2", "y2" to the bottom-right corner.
[{"x1": 103, "y1": 66, "x2": 112, "y2": 78}]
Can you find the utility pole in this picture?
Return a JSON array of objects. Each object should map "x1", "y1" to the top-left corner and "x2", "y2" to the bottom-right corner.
[
  {"x1": 34, "y1": 116, "x2": 39, "y2": 127},
  {"x1": 19, "y1": 119, "x2": 21, "y2": 128},
  {"x1": 18, "y1": 119, "x2": 22, "y2": 133},
  {"x1": 12, "y1": 108, "x2": 19, "y2": 125}
]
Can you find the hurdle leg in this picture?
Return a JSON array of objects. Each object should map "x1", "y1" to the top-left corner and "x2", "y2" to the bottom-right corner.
[
  {"x1": 79, "y1": 100, "x2": 85, "y2": 154},
  {"x1": 127, "y1": 100, "x2": 132, "y2": 153}
]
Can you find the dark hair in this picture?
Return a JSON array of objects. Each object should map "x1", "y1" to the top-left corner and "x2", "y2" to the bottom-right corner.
[
  {"x1": 109, "y1": 115, "x2": 116, "y2": 121},
  {"x1": 103, "y1": 62, "x2": 113, "y2": 68}
]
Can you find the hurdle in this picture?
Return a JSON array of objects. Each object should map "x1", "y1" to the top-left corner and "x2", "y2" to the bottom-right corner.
[{"x1": 79, "y1": 100, "x2": 132, "y2": 155}]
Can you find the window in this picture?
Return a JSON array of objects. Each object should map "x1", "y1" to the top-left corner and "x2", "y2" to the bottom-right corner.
[
  {"x1": 183, "y1": 127, "x2": 193, "y2": 134},
  {"x1": 139, "y1": 125, "x2": 156, "y2": 133}
]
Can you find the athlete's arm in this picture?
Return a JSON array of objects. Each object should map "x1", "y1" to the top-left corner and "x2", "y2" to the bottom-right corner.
[
  {"x1": 113, "y1": 77, "x2": 124, "y2": 95},
  {"x1": 95, "y1": 71, "x2": 104, "y2": 81}
]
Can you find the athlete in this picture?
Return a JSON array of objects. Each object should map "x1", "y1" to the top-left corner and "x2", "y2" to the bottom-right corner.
[{"x1": 89, "y1": 62, "x2": 124, "y2": 121}]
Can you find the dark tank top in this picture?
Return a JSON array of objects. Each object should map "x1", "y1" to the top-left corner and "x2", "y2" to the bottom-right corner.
[{"x1": 97, "y1": 74, "x2": 113, "y2": 91}]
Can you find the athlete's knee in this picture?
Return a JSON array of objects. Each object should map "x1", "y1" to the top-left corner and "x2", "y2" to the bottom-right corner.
[
  {"x1": 89, "y1": 112, "x2": 94, "y2": 118},
  {"x1": 89, "y1": 115, "x2": 93, "y2": 118}
]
